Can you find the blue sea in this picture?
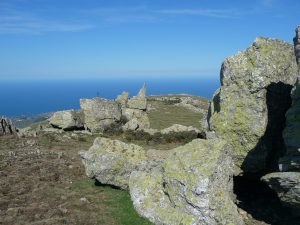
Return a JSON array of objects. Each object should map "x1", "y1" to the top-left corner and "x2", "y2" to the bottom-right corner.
[{"x1": 0, "y1": 78, "x2": 220, "y2": 116}]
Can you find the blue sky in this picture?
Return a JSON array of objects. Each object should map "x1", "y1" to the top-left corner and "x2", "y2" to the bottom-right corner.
[{"x1": 0, "y1": 0, "x2": 299, "y2": 80}]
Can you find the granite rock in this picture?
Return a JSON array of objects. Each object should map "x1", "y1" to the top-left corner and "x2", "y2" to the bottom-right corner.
[{"x1": 208, "y1": 37, "x2": 298, "y2": 173}]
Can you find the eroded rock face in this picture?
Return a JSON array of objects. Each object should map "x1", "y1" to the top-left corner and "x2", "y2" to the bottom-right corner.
[
  {"x1": 0, "y1": 117, "x2": 17, "y2": 135},
  {"x1": 208, "y1": 37, "x2": 298, "y2": 173},
  {"x1": 262, "y1": 172, "x2": 300, "y2": 215},
  {"x1": 127, "y1": 83, "x2": 147, "y2": 110},
  {"x1": 49, "y1": 110, "x2": 84, "y2": 131},
  {"x1": 129, "y1": 139, "x2": 243, "y2": 225},
  {"x1": 80, "y1": 137, "x2": 151, "y2": 189},
  {"x1": 80, "y1": 98, "x2": 121, "y2": 132}
]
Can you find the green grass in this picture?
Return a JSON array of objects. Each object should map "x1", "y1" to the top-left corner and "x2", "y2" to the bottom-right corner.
[
  {"x1": 71, "y1": 180, "x2": 153, "y2": 225},
  {"x1": 148, "y1": 101, "x2": 203, "y2": 130}
]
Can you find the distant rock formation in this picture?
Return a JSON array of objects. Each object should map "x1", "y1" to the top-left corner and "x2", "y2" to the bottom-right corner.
[
  {"x1": 115, "y1": 91, "x2": 129, "y2": 107},
  {"x1": 80, "y1": 98, "x2": 122, "y2": 132},
  {"x1": 208, "y1": 37, "x2": 298, "y2": 173},
  {"x1": 0, "y1": 117, "x2": 18, "y2": 136},
  {"x1": 127, "y1": 83, "x2": 147, "y2": 110},
  {"x1": 121, "y1": 84, "x2": 150, "y2": 131},
  {"x1": 160, "y1": 124, "x2": 200, "y2": 135},
  {"x1": 122, "y1": 114, "x2": 150, "y2": 131},
  {"x1": 49, "y1": 110, "x2": 84, "y2": 131}
]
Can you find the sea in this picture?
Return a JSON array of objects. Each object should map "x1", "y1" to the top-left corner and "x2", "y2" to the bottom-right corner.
[{"x1": 0, "y1": 77, "x2": 220, "y2": 116}]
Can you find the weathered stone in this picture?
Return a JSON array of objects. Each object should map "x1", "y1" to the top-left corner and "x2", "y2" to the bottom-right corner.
[
  {"x1": 127, "y1": 83, "x2": 147, "y2": 110},
  {"x1": 116, "y1": 92, "x2": 129, "y2": 107},
  {"x1": 262, "y1": 172, "x2": 300, "y2": 216},
  {"x1": 161, "y1": 124, "x2": 200, "y2": 134},
  {"x1": 79, "y1": 137, "x2": 148, "y2": 189},
  {"x1": 122, "y1": 108, "x2": 146, "y2": 122},
  {"x1": 49, "y1": 110, "x2": 84, "y2": 131},
  {"x1": 0, "y1": 117, "x2": 18, "y2": 136},
  {"x1": 208, "y1": 37, "x2": 298, "y2": 173},
  {"x1": 129, "y1": 139, "x2": 243, "y2": 225},
  {"x1": 122, "y1": 114, "x2": 150, "y2": 131},
  {"x1": 80, "y1": 98, "x2": 121, "y2": 132},
  {"x1": 280, "y1": 77, "x2": 300, "y2": 171}
]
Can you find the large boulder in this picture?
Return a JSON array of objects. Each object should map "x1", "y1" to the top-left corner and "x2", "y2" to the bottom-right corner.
[
  {"x1": 80, "y1": 98, "x2": 122, "y2": 132},
  {"x1": 262, "y1": 172, "x2": 300, "y2": 215},
  {"x1": 129, "y1": 139, "x2": 243, "y2": 225},
  {"x1": 208, "y1": 37, "x2": 298, "y2": 173},
  {"x1": 49, "y1": 110, "x2": 84, "y2": 131},
  {"x1": 80, "y1": 137, "x2": 151, "y2": 189},
  {"x1": 0, "y1": 117, "x2": 17, "y2": 136},
  {"x1": 127, "y1": 83, "x2": 147, "y2": 110}
]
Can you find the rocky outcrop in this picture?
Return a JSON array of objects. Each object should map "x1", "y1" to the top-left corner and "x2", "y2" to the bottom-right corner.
[
  {"x1": 122, "y1": 114, "x2": 150, "y2": 131},
  {"x1": 79, "y1": 137, "x2": 156, "y2": 189},
  {"x1": 279, "y1": 78, "x2": 300, "y2": 171},
  {"x1": 208, "y1": 37, "x2": 298, "y2": 173},
  {"x1": 161, "y1": 124, "x2": 200, "y2": 134},
  {"x1": 261, "y1": 26, "x2": 300, "y2": 217},
  {"x1": 129, "y1": 139, "x2": 243, "y2": 225},
  {"x1": 80, "y1": 98, "x2": 122, "y2": 132},
  {"x1": 49, "y1": 110, "x2": 84, "y2": 131},
  {"x1": 127, "y1": 83, "x2": 147, "y2": 110},
  {"x1": 122, "y1": 108, "x2": 146, "y2": 122},
  {"x1": 262, "y1": 172, "x2": 300, "y2": 215},
  {"x1": 0, "y1": 117, "x2": 18, "y2": 136},
  {"x1": 116, "y1": 91, "x2": 129, "y2": 107}
]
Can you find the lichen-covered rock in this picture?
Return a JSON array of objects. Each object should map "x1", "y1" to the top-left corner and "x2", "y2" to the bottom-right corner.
[
  {"x1": 49, "y1": 110, "x2": 84, "y2": 131},
  {"x1": 129, "y1": 139, "x2": 243, "y2": 225},
  {"x1": 262, "y1": 172, "x2": 300, "y2": 215},
  {"x1": 280, "y1": 77, "x2": 300, "y2": 171},
  {"x1": 122, "y1": 114, "x2": 150, "y2": 131},
  {"x1": 0, "y1": 117, "x2": 18, "y2": 136},
  {"x1": 208, "y1": 37, "x2": 298, "y2": 173},
  {"x1": 116, "y1": 91, "x2": 129, "y2": 107},
  {"x1": 161, "y1": 124, "x2": 200, "y2": 134},
  {"x1": 80, "y1": 98, "x2": 121, "y2": 132},
  {"x1": 79, "y1": 137, "x2": 149, "y2": 189},
  {"x1": 127, "y1": 83, "x2": 147, "y2": 110}
]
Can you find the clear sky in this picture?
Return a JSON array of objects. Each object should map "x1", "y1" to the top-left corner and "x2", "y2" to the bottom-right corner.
[{"x1": 0, "y1": 0, "x2": 299, "y2": 80}]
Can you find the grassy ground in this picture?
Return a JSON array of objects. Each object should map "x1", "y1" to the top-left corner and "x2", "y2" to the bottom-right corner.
[
  {"x1": 0, "y1": 135, "x2": 153, "y2": 225},
  {"x1": 147, "y1": 100, "x2": 204, "y2": 130}
]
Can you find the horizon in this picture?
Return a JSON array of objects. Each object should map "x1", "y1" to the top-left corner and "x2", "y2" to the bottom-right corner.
[{"x1": 0, "y1": 0, "x2": 299, "y2": 80}]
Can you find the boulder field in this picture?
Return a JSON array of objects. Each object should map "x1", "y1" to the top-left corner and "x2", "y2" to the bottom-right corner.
[
  {"x1": 48, "y1": 83, "x2": 149, "y2": 132},
  {"x1": 80, "y1": 26, "x2": 300, "y2": 224}
]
